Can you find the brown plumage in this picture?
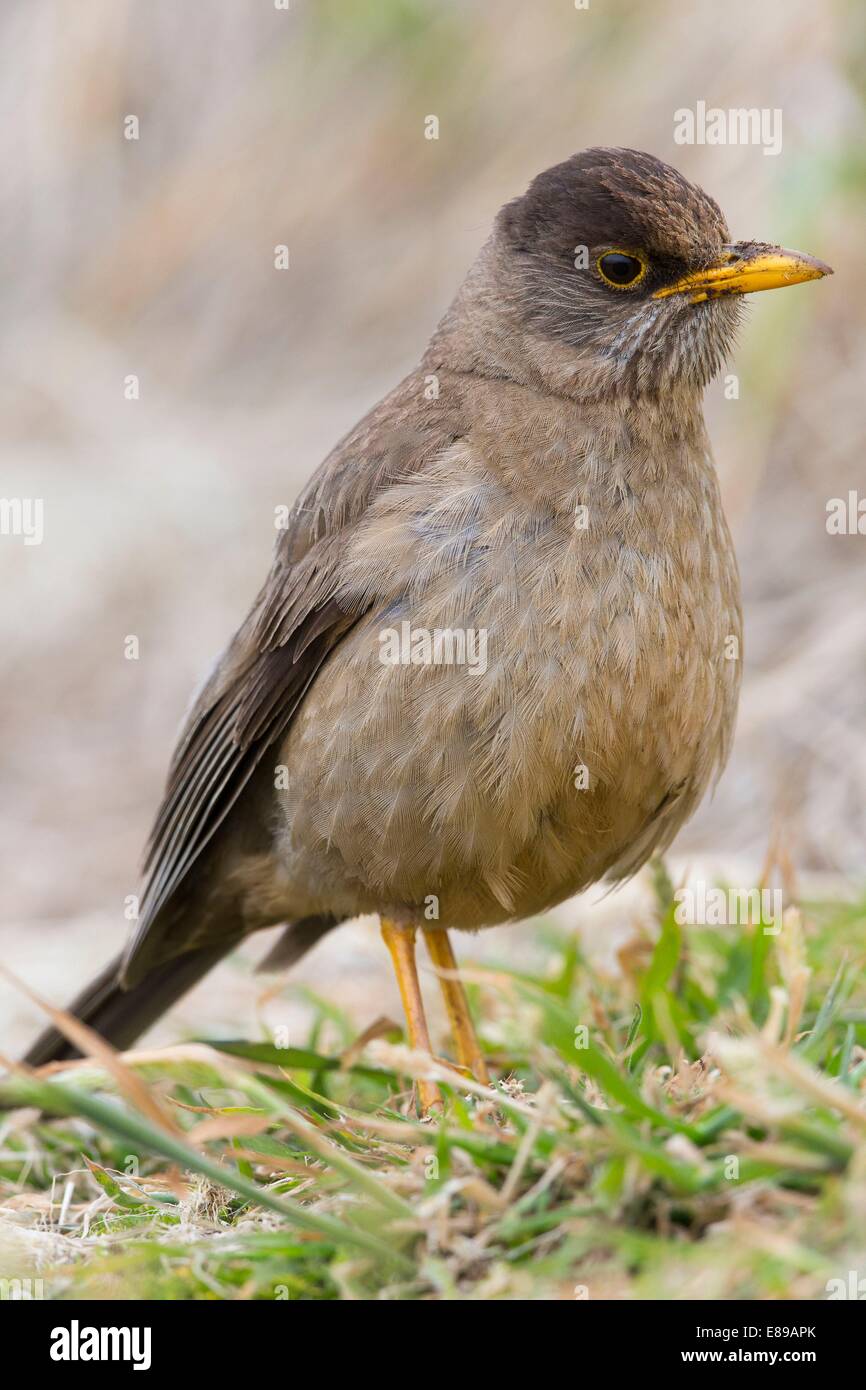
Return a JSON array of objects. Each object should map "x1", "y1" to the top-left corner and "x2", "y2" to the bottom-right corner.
[{"x1": 25, "y1": 148, "x2": 831, "y2": 1075}]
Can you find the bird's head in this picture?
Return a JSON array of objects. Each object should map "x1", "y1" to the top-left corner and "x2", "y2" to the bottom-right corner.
[{"x1": 494, "y1": 147, "x2": 831, "y2": 400}]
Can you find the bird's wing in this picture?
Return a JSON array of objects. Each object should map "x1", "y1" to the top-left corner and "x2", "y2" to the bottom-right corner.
[{"x1": 121, "y1": 375, "x2": 462, "y2": 983}]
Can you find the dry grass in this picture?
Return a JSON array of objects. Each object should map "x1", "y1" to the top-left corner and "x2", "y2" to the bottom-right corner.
[{"x1": 2, "y1": 867, "x2": 865, "y2": 1300}]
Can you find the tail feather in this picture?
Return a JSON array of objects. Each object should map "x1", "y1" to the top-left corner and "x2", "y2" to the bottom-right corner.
[
  {"x1": 22, "y1": 912, "x2": 342, "y2": 1067},
  {"x1": 254, "y1": 914, "x2": 338, "y2": 972},
  {"x1": 22, "y1": 943, "x2": 234, "y2": 1067}
]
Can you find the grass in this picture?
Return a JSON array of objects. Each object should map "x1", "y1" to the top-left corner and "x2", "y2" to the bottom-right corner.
[{"x1": 1, "y1": 864, "x2": 865, "y2": 1301}]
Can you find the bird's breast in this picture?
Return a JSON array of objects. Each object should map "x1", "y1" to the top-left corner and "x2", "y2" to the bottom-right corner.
[{"x1": 277, "y1": 418, "x2": 742, "y2": 927}]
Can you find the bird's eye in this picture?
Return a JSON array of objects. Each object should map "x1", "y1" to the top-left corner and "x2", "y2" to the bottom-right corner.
[{"x1": 597, "y1": 251, "x2": 647, "y2": 289}]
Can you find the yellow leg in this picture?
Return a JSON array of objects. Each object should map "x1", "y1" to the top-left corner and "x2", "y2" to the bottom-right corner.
[
  {"x1": 423, "y1": 927, "x2": 490, "y2": 1085},
  {"x1": 380, "y1": 919, "x2": 442, "y2": 1114}
]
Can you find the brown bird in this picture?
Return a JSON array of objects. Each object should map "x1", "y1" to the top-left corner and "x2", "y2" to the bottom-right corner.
[{"x1": 26, "y1": 149, "x2": 831, "y2": 1109}]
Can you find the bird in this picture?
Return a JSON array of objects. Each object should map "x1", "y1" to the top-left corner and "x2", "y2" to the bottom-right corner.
[{"x1": 24, "y1": 148, "x2": 831, "y2": 1110}]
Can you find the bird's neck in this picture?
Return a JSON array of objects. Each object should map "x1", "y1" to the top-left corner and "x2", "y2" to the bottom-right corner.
[{"x1": 423, "y1": 237, "x2": 707, "y2": 439}]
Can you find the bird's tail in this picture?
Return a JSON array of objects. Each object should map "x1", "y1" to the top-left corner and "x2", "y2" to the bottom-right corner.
[
  {"x1": 22, "y1": 943, "x2": 235, "y2": 1066},
  {"x1": 22, "y1": 914, "x2": 339, "y2": 1067}
]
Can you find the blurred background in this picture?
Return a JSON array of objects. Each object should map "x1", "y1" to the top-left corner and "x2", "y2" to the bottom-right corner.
[{"x1": 1, "y1": 0, "x2": 864, "y2": 1053}]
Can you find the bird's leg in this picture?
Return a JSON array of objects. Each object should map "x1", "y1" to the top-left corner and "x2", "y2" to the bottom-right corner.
[
  {"x1": 380, "y1": 919, "x2": 442, "y2": 1114},
  {"x1": 422, "y1": 927, "x2": 490, "y2": 1085}
]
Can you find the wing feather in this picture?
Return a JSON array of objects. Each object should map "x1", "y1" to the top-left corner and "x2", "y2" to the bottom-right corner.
[{"x1": 120, "y1": 374, "x2": 462, "y2": 983}]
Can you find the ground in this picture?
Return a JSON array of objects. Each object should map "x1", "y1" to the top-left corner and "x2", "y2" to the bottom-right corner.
[{"x1": 2, "y1": 863, "x2": 864, "y2": 1302}]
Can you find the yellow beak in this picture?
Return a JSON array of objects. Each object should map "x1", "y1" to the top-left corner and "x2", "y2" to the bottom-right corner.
[{"x1": 653, "y1": 242, "x2": 833, "y2": 305}]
